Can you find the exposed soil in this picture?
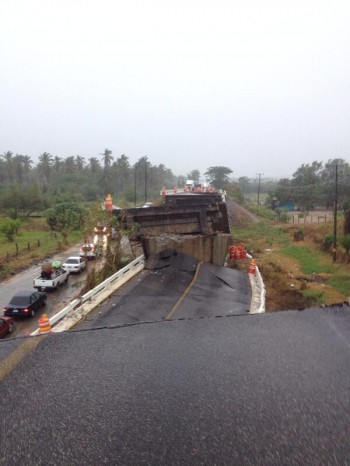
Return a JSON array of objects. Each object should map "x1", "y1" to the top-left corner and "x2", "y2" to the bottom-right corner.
[{"x1": 225, "y1": 202, "x2": 348, "y2": 311}]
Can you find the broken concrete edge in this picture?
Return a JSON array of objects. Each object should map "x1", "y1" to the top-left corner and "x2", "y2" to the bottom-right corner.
[{"x1": 249, "y1": 266, "x2": 266, "y2": 314}]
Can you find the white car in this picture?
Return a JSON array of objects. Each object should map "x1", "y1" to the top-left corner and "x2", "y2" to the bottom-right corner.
[
  {"x1": 62, "y1": 256, "x2": 87, "y2": 273},
  {"x1": 79, "y1": 243, "x2": 97, "y2": 259}
]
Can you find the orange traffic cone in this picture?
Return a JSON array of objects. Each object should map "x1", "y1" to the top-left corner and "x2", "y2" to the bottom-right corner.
[
  {"x1": 248, "y1": 259, "x2": 256, "y2": 275},
  {"x1": 38, "y1": 314, "x2": 52, "y2": 335},
  {"x1": 105, "y1": 194, "x2": 113, "y2": 211}
]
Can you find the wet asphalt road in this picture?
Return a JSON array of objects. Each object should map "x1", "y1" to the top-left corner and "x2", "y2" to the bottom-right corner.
[
  {"x1": 0, "y1": 253, "x2": 87, "y2": 337},
  {"x1": 0, "y1": 307, "x2": 350, "y2": 465},
  {"x1": 77, "y1": 258, "x2": 251, "y2": 331},
  {"x1": 0, "y1": 250, "x2": 350, "y2": 465}
]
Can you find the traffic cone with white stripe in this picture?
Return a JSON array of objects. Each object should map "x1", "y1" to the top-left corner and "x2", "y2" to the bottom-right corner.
[{"x1": 38, "y1": 314, "x2": 52, "y2": 334}]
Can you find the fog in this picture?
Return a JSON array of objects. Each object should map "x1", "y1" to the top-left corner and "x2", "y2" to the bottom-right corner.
[{"x1": 1, "y1": 0, "x2": 349, "y2": 179}]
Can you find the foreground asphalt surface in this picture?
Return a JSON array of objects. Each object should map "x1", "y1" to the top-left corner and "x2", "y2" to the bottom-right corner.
[{"x1": 1, "y1": 305, "x2": 350, "y2": 465}]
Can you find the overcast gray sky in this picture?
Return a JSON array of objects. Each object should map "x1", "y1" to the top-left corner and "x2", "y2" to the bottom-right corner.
[{"x1": 1, "y1": 0, "x2": 349, "y2": 180}]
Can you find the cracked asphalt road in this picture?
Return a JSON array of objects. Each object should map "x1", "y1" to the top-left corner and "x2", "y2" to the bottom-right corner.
[{"x1": 0, "y1": 253, "x2": 349, "y2": 465}]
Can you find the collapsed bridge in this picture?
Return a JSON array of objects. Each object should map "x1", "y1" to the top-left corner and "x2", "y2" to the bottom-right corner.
[{"x1": 112, "y1": 193, "x2": 231, "y2": 265}]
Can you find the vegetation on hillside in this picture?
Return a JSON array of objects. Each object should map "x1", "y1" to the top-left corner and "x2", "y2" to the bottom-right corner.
[{"x1": 232, "y1": 218, "x2": 350, "y2": 311}]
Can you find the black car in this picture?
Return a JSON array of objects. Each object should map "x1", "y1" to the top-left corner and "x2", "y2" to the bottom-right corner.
[{"x1": 2, "y1": 291, "x2": 47, "y2": 318}]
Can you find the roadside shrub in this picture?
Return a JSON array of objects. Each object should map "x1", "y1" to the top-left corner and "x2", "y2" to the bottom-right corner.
[
  {"x1": 321, "y1": 234, "x2": 333, "y2": 252},
  {"x1": 0, "y1": 219, "x2": 21, "y2": 241},
  {"x1": 0, "y1": 264, "x2": 15, "y2": 278},
  {"x1": 294, "y1": 228, "x2": 304, "y2": 241},
  {"x1": 279, "y1": 211, "x2": 289, "y2": 223},
  {"x1": 248, "y1": 204, "x2": 277, "y2": 220}
]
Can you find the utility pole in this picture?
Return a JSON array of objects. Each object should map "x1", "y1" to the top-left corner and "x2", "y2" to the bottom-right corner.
[
  {"x1": 144, "y1": 156, "x2": 148, "y2": 203},
  {"x1": 134, "y1": 165, "x2": 137, "y2": 207},
  {"x1": 333, "y1": 161, "x2": 338, "y2": 262},
  {"x1": 256, "y1": 173, "x2": 263, "y2": 205}
]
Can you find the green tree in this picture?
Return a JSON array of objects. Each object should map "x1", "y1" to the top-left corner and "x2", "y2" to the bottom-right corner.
[
  {"x1": 101, "y1": 148, "x2": 113, "y2": 168},
  {"x1": 88, "y1": 157, "x2": 101, "y2": 173},
  {"x1": 321, "y1": 159, "x2": 350, "y2": 208},
  {"x1": 38, "y1": 152, "x2": 53, "y2": 188},
  {"x1": 46, "y1": 202, "x2": 85, "y2": 245},
  {"x1": 100, "y1": 149, "x2": 114, "y2": 193},
  {"x1": 22, "y1": 155, "x2": 33, "y2": 183},
  {"x1": 0, "y1": 219, "x2": 21, "y2": 241},
  {"x1": 187, "y1": 170, "x2": 200, "y2": 182},
  {"x1": 238, "y1": 176, "x2": 251, "y2": 196},
  {"x1": 1, "y1": 151, "x2": 14, "y2": 182},
  {"x1": 53, "y1": 156, "x2": 63, "y2": 173},
  {"x1": 75, "y1": 155, "x2": 86, "y2": 171},
  {"x1": 0, "y1": 185, "x2": 49, "y2": 217},
  {"x1": 63, "y1": 156, "x2": 76, "y2": 174},
  {"x1": 113, "y1": 154, "x2": 130, "y2": 195},
  {"x1": 204, "y1": 166, "x2": 233, "y2": 189},
  {"x1": 291, "y1": 161, "x2": 323, "y2": 211}
]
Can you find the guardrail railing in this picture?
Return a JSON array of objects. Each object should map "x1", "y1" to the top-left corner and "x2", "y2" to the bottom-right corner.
[{"x1": 31, "y1": 255, "x2": 145, "y2": 336}]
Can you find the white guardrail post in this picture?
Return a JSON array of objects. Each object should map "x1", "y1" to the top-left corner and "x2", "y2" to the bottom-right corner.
[{"x1": 30, "y1": 255, "x2": 145, "y2": 336}]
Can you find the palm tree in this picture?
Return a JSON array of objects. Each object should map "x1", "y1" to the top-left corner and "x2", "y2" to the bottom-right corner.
[
  {"x1": 88, "y1": 157, "x2": 101, "y2": 173},
  {"x1": 53, "y1": 156, "x2": 62, "y2": 173},
  {"x1": 22, "y1": 155, "x2": 33, "y2": 173},
  {"x1": 14, "y1": 154, "x2": 25, "y2": 184},
  {"x1": 0, "y1": 159, "x2": 6, "y2": 183},
  {"x1": 1, "y1": 151, "x2": 14, "y2": 182},
  {"x1": 75, "y1": 155, "x2": 86, "y2": 171},
  {"x1": 113, "y1": 154, "x2": 130, "y2": 195},
  {"x1": 100, "y1": 148, "x2": 113, "y2": 169},
  {"x1": 38, "y1": 152, "x2": 53, "y2": 185},
  {"x1": 63, "y1": 156, "x2": 76, "y2": 174},
  {"x1": 99, "y1": 149, "x2": 114, "y2": 194}
]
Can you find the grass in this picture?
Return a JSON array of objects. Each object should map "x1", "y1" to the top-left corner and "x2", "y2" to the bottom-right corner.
[
  {"x1": 301, "y1": 288, "x2": 325, "y2": 304},
  {"x1": 232, "y1": 222, "x2": 289, "y2": 253},
  {"x1": 281, "y1": 244, "x2": 333, "y2": 274},
  {"x1": 0, "y1": 217, "x2": 83, "y2": 277},
  {"x1": 329, "y1": 275, "x2": 350, "y2": 297},
  {"x1": 232, "y1": 219, "x2": 350, "y2": 309}
]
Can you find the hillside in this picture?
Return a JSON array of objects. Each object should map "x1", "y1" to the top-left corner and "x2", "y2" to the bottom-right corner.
[{"x1": 227, "y1": 202, "x2": 350, "y2": 311}]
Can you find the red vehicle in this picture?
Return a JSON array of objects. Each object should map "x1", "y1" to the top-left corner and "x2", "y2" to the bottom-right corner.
[{"x1": 0, "y1": 316, "x2": 14, "y2": 338}]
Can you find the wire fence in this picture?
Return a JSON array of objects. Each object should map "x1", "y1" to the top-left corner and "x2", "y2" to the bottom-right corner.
[
  {"x1": 0, "y1": 232, "x2": 59, "y2": 264},
  {"x1": 289, "y1": 212, "x2": 334, "y2": 224}
]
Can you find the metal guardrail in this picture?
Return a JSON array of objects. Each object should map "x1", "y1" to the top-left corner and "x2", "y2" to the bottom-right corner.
[{"x1": 30, "y1": 255, "x2": 145, "y2": 336}]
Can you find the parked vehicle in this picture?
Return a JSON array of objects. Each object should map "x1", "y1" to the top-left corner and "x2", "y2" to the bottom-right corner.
[
  {"x1": 79, "y1": 243, "x2": 97, "y2": 259},
  {"x1": 33, "y1": 261, "x2": 69, "y2": 291},
  {"x1": 0, "y1": 316, "x2": 14, "y2": 337},
  {"x1": 2, "y1": 291, "x2": 46, "y2": 318},
  {"x1": 62, "y1": 256, "x2": 86, "y2": 274},
  {"x1": 94, "y1": 222, "x2": 111, "y2": 235},
  {"x1": 185, "y1": 179, "x2": 195, "y2": 191}
]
